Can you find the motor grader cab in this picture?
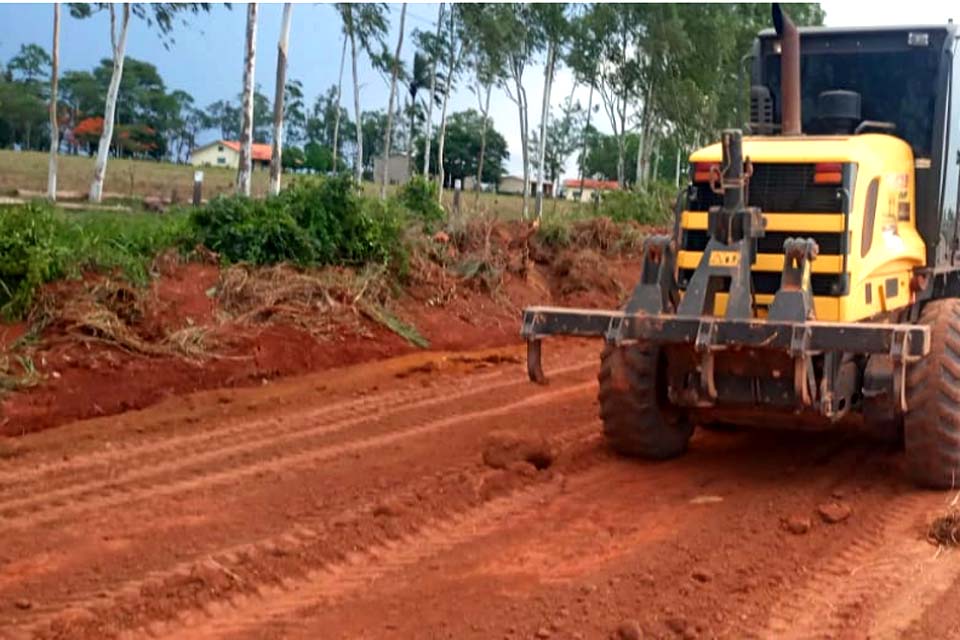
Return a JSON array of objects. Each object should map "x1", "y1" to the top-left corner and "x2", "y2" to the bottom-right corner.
[{"x1": 521, "y1": 5, "x2": 960, "y2": 488}]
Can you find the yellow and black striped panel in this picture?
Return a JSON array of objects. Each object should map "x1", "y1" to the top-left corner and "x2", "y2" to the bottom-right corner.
[{"x1": 677, "y1": 211, "x2": 848, "y2": 319}]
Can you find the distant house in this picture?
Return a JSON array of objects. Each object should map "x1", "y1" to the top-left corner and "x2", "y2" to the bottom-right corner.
[
  {"x1": 498, "y1": 175, "x2": 553, "y2": 197},
  {"x1": 462, "y1": 176, "x2": 495, "y2": 192},
  {"x1": 563, "y1": 178, "x2": 621, "y2": 202},
  {"x1": 191, "y1": 140, "x2": 271, "y2": 170},
  {"x1": 374, "y1": 153, "x2": 412, "y2": 185}
]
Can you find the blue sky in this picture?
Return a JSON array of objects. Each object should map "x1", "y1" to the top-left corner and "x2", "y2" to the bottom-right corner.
[{"x1": 1, "y1": 1, "x2": 958, "y2": 176}]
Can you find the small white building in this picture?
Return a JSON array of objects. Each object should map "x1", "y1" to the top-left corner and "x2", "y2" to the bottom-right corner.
[
  {"x1": 498, "y1": 175, "x2": 553, "y2": 197},
  {"x1": 563, "y1": 178, "x2": 621, "y2": 202},
  {"x1": 191, "y1": 140, "x2": 272, "y2": 170},
  {"x1": 374, "y1": 154, "x2": 412, "y2": 185}
]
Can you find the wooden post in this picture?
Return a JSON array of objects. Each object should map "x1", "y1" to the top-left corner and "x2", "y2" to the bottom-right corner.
[
  {"x1": 193, "y1": 170, "x2": 203, "y2": 206},
  {"x1": 453, "y1": 178, "x2": 462, "y2": 219}
]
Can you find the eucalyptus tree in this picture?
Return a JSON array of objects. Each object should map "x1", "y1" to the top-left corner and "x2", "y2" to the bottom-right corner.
[
  {"x1": 531, "y1": 3, "x2": 569, "y2": 218},
  {"x1": 47, "y1": 3, "x2": 61, "y2": 201},
  {"x1": 566, "y1": 5, "x2": 604, "y2": 194},
  {"x1": 337, "y1": 2, "x2": 389, "y2": 182},
  {"x1": 331, "y1": 33, "x2": 348, "y2": 172},
  {"x1": 588, "y1": 3, "x2": 642, "y2": 188},
  {"x1": 380, "y1": 3, "x2": 407, "y2": 199},
  {"x1": 434, "y1": 3, "x2": 465, "y2": 201},
  {"x1": 418, "y1": 2, "x2": 445, "y2": 180},
  {"x1": 269, "y1": 3, "x2": 293, "y2": 196},
  {"x1": 459, "y1": 3, "x2": 506, "y2": 202},
  {"x1": 69, "y1": 3, "x2": 213, "y2": 202},
  {"x1": 237, "y1": 2, "x2": 258, "y2": 195},
  {"x1": 484, "y1": 3, "x2": 544, "y2": 219}
]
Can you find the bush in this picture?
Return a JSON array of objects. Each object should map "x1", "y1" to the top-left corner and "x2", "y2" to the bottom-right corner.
[
  {"x1": 57, "y1": 210, "x2": 198, "y2": 281},
  {"x1": 0, "y1": 204, "x2": 197, "y2": 320},
  {"x1": 191, "y1": 195, "x2": 316, "y2": 266},
  {"x1": 0, "y1": 204, "x2": 65, "y2": 318},
  {"x1": 396, "y1": 175, "x2": 444, "y2": 227},
  {"x1": 191, "y1": 175, "x2": 408, "y2": 270},
  {"x1": 599, "y1": 181, "x2": 676, "y2": 225}
]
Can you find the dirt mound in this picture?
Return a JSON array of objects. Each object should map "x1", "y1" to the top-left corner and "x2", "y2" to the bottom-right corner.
[
  {"x1": 33, "y1": 278, "x2": 212, "y2": 359},
  {"x1": 482, "y1": 430, "x2": 554, "y2": 471},
  {"x1": 1, "y1": 220, "x2": 646, "y2": 435},
  {"x1": 551, "y1": 248, "x2": 624, "y2": 298}
]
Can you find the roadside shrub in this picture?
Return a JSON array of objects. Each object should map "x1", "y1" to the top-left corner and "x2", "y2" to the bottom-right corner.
[
  {"x1": 0, "y1": 204, "x2": 65, "y2": 318},
  {"x1": 535, "y1": 208, "x2": 589, "y2": 250},
  {"x1": 599, "y1": 181, "x2": 676, "y2": 225},
  {"x1": 396, "y1": 175, "x2": 444, "y2": 227},
  {"x1": 282, "y1": 174, "x2": 407, "y2": 267},
  {"x1": 190, "y1": 195, "x2": 316, "y2": 266},
  {"x1": 191, "y1": 175, "x2": 409, "y2": 271},
  {"x1": 57, "y1": 210, "x2": 198, "y2": 281}
]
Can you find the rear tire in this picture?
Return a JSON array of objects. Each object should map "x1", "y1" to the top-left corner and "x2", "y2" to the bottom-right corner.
[
  {"x1": 904, "y1": 299, "x2": 960, "y2": 489},
  {"x1": 597, "y1": 343, "x2": 693, "y2": 459}
]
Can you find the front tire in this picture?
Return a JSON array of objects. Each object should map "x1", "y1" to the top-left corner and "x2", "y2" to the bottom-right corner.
[
  {"x1": 597, "y1": 343, "x2": 693, "y2": 459},
  {"x1": 904, "y1": 299, "x2": 960, "y2": 488}
]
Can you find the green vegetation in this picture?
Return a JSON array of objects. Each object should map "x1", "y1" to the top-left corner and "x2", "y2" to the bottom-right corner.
[
  {"x1": 396, "y1": 176, "x2": 445, "y2": 227},
  {"x1": 0, "y1": 204, "x2": 196, "y2": 318}
]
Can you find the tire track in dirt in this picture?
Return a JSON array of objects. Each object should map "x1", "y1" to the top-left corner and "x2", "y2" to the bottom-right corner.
[
  {"x1": 866, "y1": 537, "x2": 960, "y2": 639},
  {"x1": 0, "y1": 364, "x2": 520, "y2": 496},
  {"x1": 144, "y1": 447, "x2": 616, "y2": 640},
  {"x1": 17, "y1": 424, "x2": 605, "y2": 640},
  {"x1": 748, "y1": 490, "x2": 953, "y2": 639},
  {"x1": 0, "y1": 375, "x2": 596, "y2": 532}
]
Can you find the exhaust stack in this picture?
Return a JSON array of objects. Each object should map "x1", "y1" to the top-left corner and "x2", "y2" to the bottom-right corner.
[{"x1": 773, "y1": 3, "x2": 801, "y2": 136}]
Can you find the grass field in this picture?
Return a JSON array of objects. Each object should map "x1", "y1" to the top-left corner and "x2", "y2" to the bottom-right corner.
[
  {"x1": 0, "y1": 150, "x2": 271, "y2": 201},
  {"x1": 0, "y1": 150, "x2": 584, "y2": 220}
]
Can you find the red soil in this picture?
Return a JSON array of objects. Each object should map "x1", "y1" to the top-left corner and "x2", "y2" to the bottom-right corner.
[{"x1": 0, "y1": 255, "x2": 641, "y2": 436}]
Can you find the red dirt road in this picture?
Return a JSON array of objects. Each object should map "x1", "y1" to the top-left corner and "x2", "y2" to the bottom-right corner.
[{"x1": 2, "y1": 339, "x2": 960, "y2": 640}]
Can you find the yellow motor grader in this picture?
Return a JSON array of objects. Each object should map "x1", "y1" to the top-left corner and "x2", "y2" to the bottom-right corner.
[{"x1": 522, "y1": 5, "x2": 960, "y2": 488}]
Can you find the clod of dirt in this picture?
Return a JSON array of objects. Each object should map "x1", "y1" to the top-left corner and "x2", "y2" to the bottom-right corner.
[
  {"x1": 373, "y1": 503, "x2": 403, "y2": 518},
  {"x1": 482, "y1": 430, "x2": 554, "y2": 471},
  {"x1": 817, "y1": 501, "x2": 852, "y2": 524},
  {"x1": 507, "y1": 461, "x2": 539, "y2": 478},
  {"x1": 664, "y1": 616, "x2": 689, "y2": 636},
  {"x1": 616, "y1": 620, "x2": 642, "y2": 640},
  {"x1": 928, "y1": 509, "x2": 960, "y2": 546},
  {"x1": 536, "y1": 627, "x2": 552, "y2": 639},
  {"x1": 14, "y1": 599, "x2": 32, "y2": 610},
  {"x1": 691, "y1": 570, "x2": 712, "y2": 583},
  {"x1": 783, "y1": 516, "x2": 812, "y2": 535}
]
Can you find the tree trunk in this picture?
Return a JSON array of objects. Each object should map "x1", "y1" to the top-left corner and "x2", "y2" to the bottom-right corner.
[
  {"x1": 474, "y1": 80, "x2": 492, "y2": 205},
  {"x1": 578, "y1": 81, "x2": 594, "y2": 198},
  {"x1": 270, "y1": 2, "x2": 293, "y2": 196},
  {"x1": 269, "y1": 3, "x2": 292, "y2": 196},
  {"x1": 674, "y1": 144, "x2": 682, "y2": 186},
  {"x1": 422, "y1": 3, "x2": 444, "y2": 179},
  {"x1": 236, "y1": 3, "x2": 258, "y2": 196},
  {"x1": 650, "y1": 139, "x2": 660, "y2": 184},
  {"x1": 47, "y1": 3, "x2": 60, "y2": 201},
  {"x1": 349, "y1": 14, "x2": 363, "y2": 184},
  {"x1": 534, "y1": 40, "x2": 556, "y2": 219},
  {"x1": 618, "y1": 90, "x2": 629, "y2": 188},
  {"x1": 331, "y1": 33, "x2": 347, "y2": 172},
  {"x1": 435, "y1": 40, "x2": 460, "y2": 205},
  {"x1": 380, "y1": 3, "x2": 407, "y2": 200},
  {"x1": 89, "y1": 4, "x2": 129, "y2": 203},
  {"x1": 517, "y1": 77, "x2": 530, "y2": 220},
  {"x1": 406, "y1": 94, "x2": 416, "y2": 167}
]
